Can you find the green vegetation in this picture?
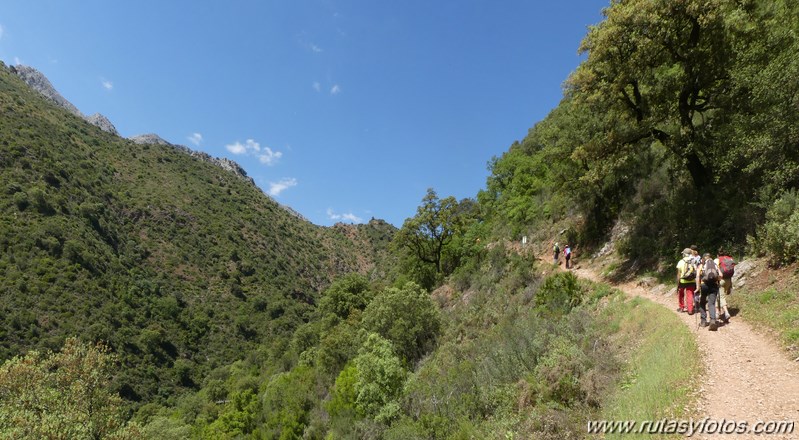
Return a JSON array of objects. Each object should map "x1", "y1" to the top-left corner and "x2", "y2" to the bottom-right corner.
[
  {"x1": 600, "y1": 297, "x2": 700, "y2": 439},
  {"x1": 0, "y1": 338, "x2": 143, "y2": 439},
  {"x1": 731, "y1": 286, "x2": 799, "y2": 347},
  {"x1": 2, "y1": 0, "x2": 797, "y2": 437},
  {"x1": 0, "y1": 63, "x2": 395, "y2": 409},
  {"x1": 483, "y1": 0, "x2": 799, "y2": 265}
]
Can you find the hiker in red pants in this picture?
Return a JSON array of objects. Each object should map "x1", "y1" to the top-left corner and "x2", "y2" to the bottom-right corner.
[{"x1": 676, "y1": 248, "x2": 696, "y2": 314}]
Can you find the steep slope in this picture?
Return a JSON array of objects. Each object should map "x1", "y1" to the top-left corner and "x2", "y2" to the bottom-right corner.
[
  {"x1": 10, "y1": 64, "x2": 118, "y2": 134},
  {"x1": 0, "y1": 62, "x2": 394, "y2": 404}
]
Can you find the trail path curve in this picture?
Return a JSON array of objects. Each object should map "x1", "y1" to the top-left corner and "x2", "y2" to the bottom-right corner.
[{"x1": 572, "y1": 266, "x2": 799, "y2": 439}]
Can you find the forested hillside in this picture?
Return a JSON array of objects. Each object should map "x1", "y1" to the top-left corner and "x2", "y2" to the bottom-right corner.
[
  {"x1": 483, "y1": 0, "x2": 799, "y2": 267},
  {"x1": 0, "y1": 62, "x2": 395, "y2": 406},
  {"x1": 1, "y1": 0, "x2": 798, "y2": 438}
]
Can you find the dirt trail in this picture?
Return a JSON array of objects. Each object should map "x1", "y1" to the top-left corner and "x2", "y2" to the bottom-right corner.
[{"x1": 572, "y1": 266, "x2": 799, "y2": 439}]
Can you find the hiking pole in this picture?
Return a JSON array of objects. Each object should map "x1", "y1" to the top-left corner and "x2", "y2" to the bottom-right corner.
[{"x1": 695, "y1": 304, "x2": 699, "y2": 331}]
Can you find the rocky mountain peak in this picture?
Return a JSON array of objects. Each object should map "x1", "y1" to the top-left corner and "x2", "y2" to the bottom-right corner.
[
  {"x1": 129, "y1": 133, "x2": 171, "y2": 146},
  {"x1": 10, "y1": 64, "x2": 82, "y2": 117},
  {"x1": 10, "y1": 64, "x2": 119, "y2": 136},
  {"x1": 86, "y1": 113, "x2": 118, "y2": 135}
]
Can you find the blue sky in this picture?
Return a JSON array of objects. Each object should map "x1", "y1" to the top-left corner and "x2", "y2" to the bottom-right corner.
[{"x1": 0, "y1": 0, "x2": 607, "y2": 227}]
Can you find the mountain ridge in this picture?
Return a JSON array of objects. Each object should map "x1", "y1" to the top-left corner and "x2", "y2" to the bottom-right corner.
[
  {"x1": 0, "y1": 61, "x2": 396, "y2": 405},
  {"x1": 7, "y1": 62, "x2": 322, "y2": 224}
]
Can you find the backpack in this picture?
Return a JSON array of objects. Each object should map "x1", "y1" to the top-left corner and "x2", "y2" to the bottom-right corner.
[
  {"x1": 702, "y1": 259, "x2": 720, "y2": 283},
  {"x1": 554, "y1": 244, "x2": 560, "y2": 255},
  {"x1": 681, "y1": 258, "x2": 696, "y2": 281},
  {"x1": 718, "y1": 256, "x2": 735, "y2": 278}
]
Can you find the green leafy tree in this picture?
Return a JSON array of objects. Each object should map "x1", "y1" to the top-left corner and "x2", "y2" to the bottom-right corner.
[
  {"x1": 318, "y1": 273, "x2": 373, "y2": 319},
  {"x1": 202, "y1": 389, "x2": 259, "y2": 438},
  {"x1": 395, "y1": 188, "x2": 459, "y2": 274},
  {"x1": 0, "y1": 337, "x2": 142, "y2": 439},
  {"x1": 569, "y1": 0, "x2": 740, "y2": 188},
  {"x1": 353, "y1": 333, "x2": 407, "y2": 422},
  {"x1": 260, "y1": 365, "x2": 317, "y2": 439},
  {"x1": 328, "y1": 363, "x2": 359, "y2": 418},
  {"x1": 360, "y1": 282, "x2": 441, "y2": 365}
]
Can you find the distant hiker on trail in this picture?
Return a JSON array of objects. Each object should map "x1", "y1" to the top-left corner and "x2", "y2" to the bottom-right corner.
[
  {"x1": 676, "y1": 248, "x2": 696, "y2": 314},
  {"x1": 563, "y1": 244, "x2": 572, "y2": 269},
  {"x1": 715, "y1": 252, "x2": 735, "y2": 324},
  {"x1": 553, "y1": 242, "x2": 560, "y2": 265},
  {"x1": 697, "y1": 253, "x2": 721, "y2": 331}
]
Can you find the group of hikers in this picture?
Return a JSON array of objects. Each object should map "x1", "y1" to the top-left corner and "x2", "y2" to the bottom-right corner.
[
  {"x1": 550, "y1": 241, "x2": 736, "y2": 332},
  {"x1": 553, "y1": 242, "x2": 572, "y2": 268},
  {"x1": 676, "y1": 245, "x2": 736, "y2": 331}
]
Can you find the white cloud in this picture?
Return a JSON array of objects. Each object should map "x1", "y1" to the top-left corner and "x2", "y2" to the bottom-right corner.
[
  {"x1": 257, "y1": 147, "x2": 282, "y2": 165},
  {"x1": 226, "y1": 139, "x2": 282, "y2": 166},
  {"x1": 310, "y1": 43, "x2": 323, "y2": 53},
  {"x1": 187, "y1": 132, "x2": 203, "y2": 146},
  {"x1": 226, "y1": 139, "x2": 258, "y2": 154},
  {"x1": 312, "y1": 81, "x2": 321, "y2": 92},
  {"x1": 101, "y1": 78, "x2": 113, "y2": 90},
  {"x1": 269, "y1": 178, "x2": 297, "y2": 196},
  {"x1": 226, "y1": 142, "x2": 247, "y2": 154},
  {"x1": 327, "y1": 208, "x2": 363, "y2": 223},
  {"x1": 330, "y1": 84, "x2": 341, "y2": 95},
  {"x1": 13, "y1": 56, "x2": 22, "y2": 66}
]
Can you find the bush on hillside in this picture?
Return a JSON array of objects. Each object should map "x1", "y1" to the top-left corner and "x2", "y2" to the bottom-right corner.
[
  {"x1": 535, "y1": 272, "x2": 583, "y2": 317},
  {"x1": 754, "y1": 189, "x2": 799, "y2": 266},
  {"x1": 353, "y1": 333, "x2": 407, "y2": 423},
  {"x1": 360, "y1": 282, "x2": 441, "y2": 366},
  {"x1": 318, "y1": 273, "x2": 373, "y2": 319},
  {"x1": 0, "y1": 337, "x2": 142, "y2": 439}
]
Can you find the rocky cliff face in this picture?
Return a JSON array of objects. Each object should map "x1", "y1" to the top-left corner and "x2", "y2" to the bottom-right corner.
[
  {"x1": 86, "y1": 113, "x2": 118, "y2": 135},
  {"x1": 11, "y1": 65, "x2": 117, "y2": 135},
  {"x1": 10, "y1": 65, "x2": 82, "y2": 117},
  {"x1": 129, "y1": 133, "x2": 171, "y2": 146}
]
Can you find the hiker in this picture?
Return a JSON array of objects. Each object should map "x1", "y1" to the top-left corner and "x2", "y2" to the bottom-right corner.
[
  {"x1": 690, "y1": 245, "x2": 701, "y2": 265},
  {"x1": 690, "y1": 245, "x2": 702, "y2": 313},
  {"x1": 676, "y1": 248, "x2": 696, "y2": 314},
  {"x1": 715, "y1": 251, "x2": 735, "y2": 323},
  {"x1": 553, "y1": 242, "x2": 560, "y2": 265},
  {"x1": 563, "y1": 244, "x2": 572, "y2": 269},
  {"x1": 697, "y1": 253, "x2": 721, "y2": 331}
]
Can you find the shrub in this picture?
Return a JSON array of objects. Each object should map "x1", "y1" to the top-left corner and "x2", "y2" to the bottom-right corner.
[
  {"x1": 535, "y1": 272, "x2": 583, "y2": 317},
  {"x1": 353, "y1": 333, "x2": 407, "y2": 422},
  {"x1": 360, "y1": 282, "x2": 441, "y2": 365},
  {"x1": 0, "y1": 337, "x2": 142, "y2": 439},
  {"x1": 756, "y1": 189, "x2": 799, "y2": 265},
  {"x1": 532, "y1": 336, "x2": 589, "y2": 405},
  {"x1": 12, "y1": 190, "x2": 28, "y2": 210},
  {"x1": 318, "y1": 274, "x2": 373, "y2": 319}
]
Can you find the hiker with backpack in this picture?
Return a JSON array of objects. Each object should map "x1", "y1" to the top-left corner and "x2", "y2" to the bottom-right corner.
[
  {"x1": 715, "y1": 252, "x2": 736, "y2": 323},
  {"x1": 676, "y1": 248, "x2": 697, "y2": 314},
  {"x1": 563, "y1": 244, "x2": 572, "y2": 269},
  {"x1": 553, "y1": 242, "x2": 560, "y2": 265},
  {"x1": 689, "y1": 245, "x2": 703, "y2": 313},
  {"x1": 697, "y1": 253, "x2": 721, "y2": 331}
]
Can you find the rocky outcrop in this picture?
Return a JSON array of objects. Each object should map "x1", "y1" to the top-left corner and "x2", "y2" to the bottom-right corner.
[
  {"x1": 129, "y1": 133, "x2": 254, "y2": 184},
  {"x1": 11, "y1": 64, "x2": 119, "y2": 136},
  {"x1": 8, "y1": 63, "x2": 269, "y2": 205},
  {"x1": 10, "y1": 64, "x2": 82, "y2": 117},
  {"x1": 86, "y1": 113, "x2": 118, "y2": 135},
  {"x1": 130, "y1": 133, "x2": 171, "y2": 146}
]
